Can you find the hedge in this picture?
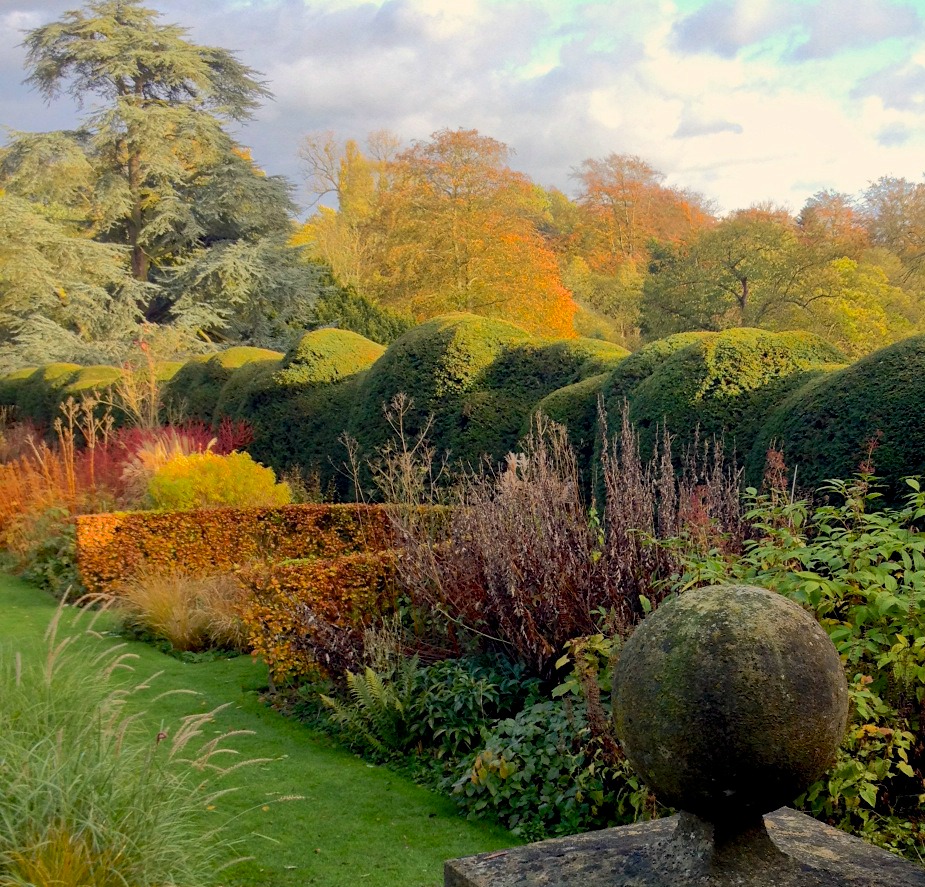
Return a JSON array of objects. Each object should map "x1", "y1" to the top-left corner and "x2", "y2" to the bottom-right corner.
[
  {"x1": 745, "y1": 334, "x2": 925, "y2": 495},
  {"x1": 350, "y1": 314, "x2": 627, "y2": 472},
  {"x1": 164, "y1": 346, "x2": 283, "y2": 423},
  {"x1": 529, "y1": 373, "x2": 609, "y2": 486},
  {"x1": 0, "y1": 363, "x2": 81, "y2": 426},
  {"x1": 220, "y1": 329, "x2": 386, "y2": 492},
  {"x1": 75, "y1": 503, "x2": 394, "y2": 594},
  {"x1": 240, "y1": 550, "x2": 399, "y2": 683},
  {"x1": 626, "y1": 328, "x2": 847, "y2": 460}
]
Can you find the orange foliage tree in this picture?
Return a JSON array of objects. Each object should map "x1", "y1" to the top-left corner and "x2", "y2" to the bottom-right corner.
[
  {"x1": 296, "y1": 128, "x2": 577, "y2": 338},
  {"x1": 571, "y1": 153, "x2": 714, "y2": 272}
]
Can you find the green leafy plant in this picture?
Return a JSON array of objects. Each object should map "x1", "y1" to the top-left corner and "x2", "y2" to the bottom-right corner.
[
  {"x1": 665, "y1": 469, "x2": 925, "y2": 857},
  {"x1": 146, "y1": 450, "x2": 291, "y2": 510}
]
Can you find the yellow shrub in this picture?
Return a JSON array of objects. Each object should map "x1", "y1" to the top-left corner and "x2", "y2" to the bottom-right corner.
[{"x1": 146, "y1": 451, "x2": 291, "y2": 510}]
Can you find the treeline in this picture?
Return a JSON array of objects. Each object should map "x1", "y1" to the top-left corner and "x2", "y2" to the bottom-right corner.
[
  {"x1": 3, "y1": 0, "x2": 925, "y2": 371},
  {"x1": 299, "y1": 129, "x2": 925, "y2": 357}
]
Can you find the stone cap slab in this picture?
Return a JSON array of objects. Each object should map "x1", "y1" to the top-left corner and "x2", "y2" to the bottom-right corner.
[{"x1": 444, "y1": 808, "x2": 925, "y2": 887}]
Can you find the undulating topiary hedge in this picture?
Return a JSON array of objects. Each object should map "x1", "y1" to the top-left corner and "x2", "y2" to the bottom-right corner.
[
  {"x1": 626, "y1": 329, "x2": 847, "y2": 460},
  {"x1": 745, "y1": 334, "x2": 925, "y2": 495},
  {"x1": 0, "y1": 363, "x2": 82, "y2": 426},
  {"x1": 530, "y1": 372, "x2": 610, "y2": 485},
  {"x1": 349, "y1": 314, "x2": 628, "y2": 472},
  {"x1": 75, "y1": 503, "x2": 394, "y2": 594},
  {"x1": 164, "y1": 346, "x2": 283, "y2": 423},
  {"x1": 222, "y1": 329, "x2": 386, "y2": 493}
]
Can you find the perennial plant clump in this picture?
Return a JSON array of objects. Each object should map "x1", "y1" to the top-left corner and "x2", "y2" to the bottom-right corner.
[{"x1": 0, "y1": 606, "x2": 249, "y2": 887}]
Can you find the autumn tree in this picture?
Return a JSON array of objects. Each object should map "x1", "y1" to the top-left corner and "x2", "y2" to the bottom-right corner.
[
  {"x1": 640, "y1": 206, "x2": 920, "y2": 355},
  {"x1": 571, "y1": 153, "x2": 714, "y2": 271},
  {"x1": 297, "y1": 128, "x2": 577, "y2": 337},
  {"x1": 0, "y1": 0, "x2": 323, "y2": 360}
]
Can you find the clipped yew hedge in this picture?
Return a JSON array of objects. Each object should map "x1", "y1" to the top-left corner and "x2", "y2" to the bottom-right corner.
[
  {"x1": 163, "y1": 346, "x2": 283, "y2": 423},
  {"x1": 627, "y1": 328, "x2": 846, "y2": 459},
  {"x1": 222, "y1": 329, "x2": 386, "y2": 492},
  {"x1": 746, "y1": 334, "x2": 925, "y2": 495},
  {"x1": 349, "y1": 313, "x2": 627, "y2": 471},
  {"x1": 75, "y1": 503, "x2": 394, "y2": 594}
]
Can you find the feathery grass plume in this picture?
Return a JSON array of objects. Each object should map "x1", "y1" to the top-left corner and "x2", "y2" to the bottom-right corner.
[
  {"x1": 0, "y1": 601, "x2": 256, "y2": 886},
  {"x1": 114, "y1": 567, "x2": 249, "y2": 652}
]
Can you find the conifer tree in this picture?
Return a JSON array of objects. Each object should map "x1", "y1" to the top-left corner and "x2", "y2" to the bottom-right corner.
[{"x1": 0, "y1": 0, "x2": 323, "y2": 363}]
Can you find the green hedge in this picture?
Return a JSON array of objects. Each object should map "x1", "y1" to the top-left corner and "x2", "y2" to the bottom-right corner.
[
  {"x1": 0, "y1": 363, "x2": 81, "y2": 426},
  {"x1": 164, "y1": 346, "x2": 283, "y2": 423},
  {"x1": 746, "y1": 334, "x2": 925, "y2": 495},
  {"x1": 531, "y1": 372, "x2": 609, "y2": 488},
  {"x1": 627, "y1": 329, "x2": 846, "y2": 460},
  {"x1": 223, "y1": 329, "x2": 386, "y2": 494},
  {"x1": 349, "y1": 315, "x2": 626, "y2": 472}
]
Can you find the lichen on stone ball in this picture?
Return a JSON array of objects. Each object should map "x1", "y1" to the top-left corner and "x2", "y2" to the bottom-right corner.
[{"x1": 612, "y1": 584, "x2": 849, "y2": 821}]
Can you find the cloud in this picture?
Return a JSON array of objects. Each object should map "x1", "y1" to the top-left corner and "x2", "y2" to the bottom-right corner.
[
  {"x1": 671, "y1": 0, "x2": 796, "y2": 57},
  {"x1": 853, "y1": 60, "x2": 925, "y2": 112},
  {"x1": 877, "y1": 123, "x2": 912, "y2": 147},
  {"x1": 674, "y1": 112, "x2": 743, "y2": 138},
  {"x1": 4, "y1": 0, "x2": 925, "y2": 218},
  {"x1": 788, "y1": 0, "x2": 924, "y2": 61}
]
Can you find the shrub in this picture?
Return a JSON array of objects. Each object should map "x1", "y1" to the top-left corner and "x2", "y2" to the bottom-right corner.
[
  {"x1": 351, "y1": 315, "x2": 627, "y2": 477},
  {"x1": 529, "y1": 373, "x2": 608, "y2": 486},
  {"x1": 451, "y1": 698, "x2": 643, "y2": 839},
  {"x1": 666, "y1": 473, "x2": 925, "y2": 857},
  {"x1": 746, "y1": 334, "x2": 925, "y2": 496},
  {"x1": 231, "y1": 329, "x2": 385, "y2": 493},
  {"x1": 163, "y1": 346, "x2": 283, "y2": 423},
  {"x1": 240, "y1": 550, "x2": 400, "y2": 684},
  {"x1": 390, "y1": 409, "x2": 744, "y2": 675},
  {"x1": 63, "y1": 364, "x2": 123, "y2": 398},
  {"x1": 626, "y1": 328, "x2": 846, "y2": 461},
  {"x1": 146, "y1": 451, "x2": 291, "y2": 510},
  {"x1": 308, "y1": 284, "x2": 415, "y2": 345},
  {"x1": 2, "y1": 363, "x2": 81, "y2": 426},
  {"x1": 0, "y1": 609, "x2": 244, "y2": 886},
  {"x1": 115, "y1": 567, "x2": 248, "y2": 652},
  {"x1": 75, "y1": 503, "x2": 393, "y2": 594}
]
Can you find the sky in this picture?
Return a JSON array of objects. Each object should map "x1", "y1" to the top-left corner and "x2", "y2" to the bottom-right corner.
[{"x1": 2, "y1": 0, "x2": 925, "y2": 215}]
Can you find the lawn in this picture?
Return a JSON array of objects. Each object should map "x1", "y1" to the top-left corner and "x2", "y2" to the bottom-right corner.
[{"x1": 0, "y1": 574, "x2": 516, "y2": 887}]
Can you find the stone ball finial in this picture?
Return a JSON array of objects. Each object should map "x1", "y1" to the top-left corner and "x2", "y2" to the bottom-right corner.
[{"x1": 613, "y1": 584, "x2": 848, "y2": 822}]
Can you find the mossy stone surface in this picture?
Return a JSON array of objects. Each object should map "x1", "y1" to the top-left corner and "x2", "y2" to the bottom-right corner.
[{"x1": 613, "y1": 584, "x2": 848, "y2": 821}]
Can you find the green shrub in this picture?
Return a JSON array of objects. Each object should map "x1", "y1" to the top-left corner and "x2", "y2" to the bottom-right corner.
[
  {"x1": 627, "y1": 328, "x2": 846, "y2": 460},
  {"x1": 63, "y1": 365, "x2": 123, "y2": 397},
  {"x1": 213, "y1": 357, "x2": 282, "y2": 420},
  {"x1": 450, "y1": 698, "x2": 642, "y2": 840},
  {"x1": 0, "y1": 363, "x2": 80, "y2": 426},
  {"x1": 746, "y1": 334, "x2": 925, "y2": 495},
  {"x1": 350, "y1": 315, "x2": 626, "y2": 472},
  {"x1": 224, "y1": 329, "x2": 385, "y2": 494},
  {"x1": 0, "y1": 611, "x2": 242, "y2": 886},
  {"x1": 530, "y1": 373, "x2": 609, "y2": 484},
  {"x1": 146, "y1": 451, "x2": 292, "y2": 510},
  {"x1": 164, "y1": 346, "x2": 282, "y2": 423},
  {"x1": 309, "y1": 285, "x2": 415, "y2": 345},
  {"x1": 274, "y1": 328, "x2": 385, "y2": 388},
  {"x1": 599, "y1": 332, "x2": 713, "y2": 418}
]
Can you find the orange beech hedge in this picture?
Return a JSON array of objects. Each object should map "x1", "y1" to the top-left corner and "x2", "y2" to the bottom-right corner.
[
  {"x1": 239, "y1": 551, "x2": 400, "y2": 684},
  {"x1": 75, "y1": 504, "x2": 393, "y2": 594}
]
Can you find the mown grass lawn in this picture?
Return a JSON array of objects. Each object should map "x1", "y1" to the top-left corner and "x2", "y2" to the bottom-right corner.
[{"x1": 0, "y1": 575, "x2": 516, "y2": 887}]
